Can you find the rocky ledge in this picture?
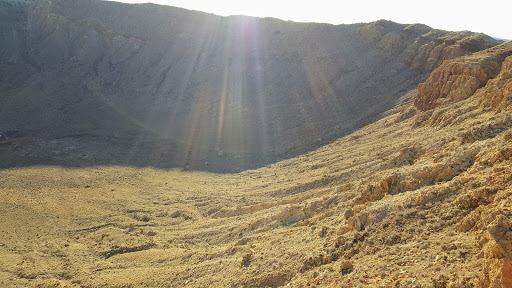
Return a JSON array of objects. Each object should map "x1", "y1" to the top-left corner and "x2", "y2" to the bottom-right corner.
[{"x1": 415, "y1": 42, "x2": 512, "y2": 111}]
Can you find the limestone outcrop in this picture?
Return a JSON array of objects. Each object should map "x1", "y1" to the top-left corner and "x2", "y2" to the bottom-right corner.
[
  {"x1": 478, "y1": 55, "x2": 512, "y2": 112},
  {"x1": 415, "y1": 42, "x2": 512, "y2": 111},
  {"x1": 480, "y1": 215, "x2": 512, "y2": 287},
  {"x1": 402, "y1": 31, "x2": 500, "y2": 72}
]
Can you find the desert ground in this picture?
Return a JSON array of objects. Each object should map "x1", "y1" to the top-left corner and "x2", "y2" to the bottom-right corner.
[{"x1": 1, "y1": 1, "x2": 511, "y2": 287}]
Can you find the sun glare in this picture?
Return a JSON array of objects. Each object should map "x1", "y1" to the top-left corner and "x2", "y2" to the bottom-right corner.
[{"x1": 110, "y1": 0, "x2": 512, "y2": 39}]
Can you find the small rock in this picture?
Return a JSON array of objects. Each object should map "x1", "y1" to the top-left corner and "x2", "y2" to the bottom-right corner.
[
  {"x1": 322, "y1": 254, "x2": 332, "y2": 264},
  {"x1": 340, "y1": 260, "x2": 353, "y2": 275},
  {"x1": 344, "y1": 209, "x2": 354, "y2": 220},
  {"x1": 337, "y1": 225, "x2": 352, "y2": 235},
  {"x1": 337, "y1": 184, "x2": 352, "y2": 192},
  {"x1": 235, "y1": 237, "x2": 250, "y2": 246},
  {"x1": 318, "y1": 226, "x2": 328, "y2": 237},
  {"x1": 380, "y1": 180, "x2": 390, "y2": 192},
  {"x1": 241, "y1": 252, "x2": 252, "y2": 267}
]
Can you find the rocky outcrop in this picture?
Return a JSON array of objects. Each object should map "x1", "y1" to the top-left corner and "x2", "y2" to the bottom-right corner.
[
  {"x1": 402, "y1": 31, "x2": 500, "y2": 73},
  {"x1": 415, "y1": 58, "x2": 500, "y2": 111},
  {"x1": 478, "y1": 56, "x2": 512, "y2": 112},
  {"x1": 480, "y1": 215, "x2": 512, "y2": 288},
  {"x1": 415, "y1": 42, "x2": 512, "y2": 111},
  {"x1": 356, "y1": 22, "x2": 499, "y2": 73}
]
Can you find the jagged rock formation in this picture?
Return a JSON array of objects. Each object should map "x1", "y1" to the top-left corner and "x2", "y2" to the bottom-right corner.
[
  {"x1": 0, "y1": 0, "x2": 501, "y2": 171},
  {"x1": 478, "y1": 54, "x2": 512, "y2": 112},
  {"x1": 402, "y1": 31, "x2": 501, "y2": 72},
  {"x1": 481, "y1": 215, "x2": 512, "y2": 287},
  {"x1": 416, "y1": 42, "x2": 512, "y2": 111}
]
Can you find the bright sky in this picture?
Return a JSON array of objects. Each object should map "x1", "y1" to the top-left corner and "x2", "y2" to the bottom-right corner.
[{"x1": 112, "y1": 0, "x2": 512, "y2": 40}]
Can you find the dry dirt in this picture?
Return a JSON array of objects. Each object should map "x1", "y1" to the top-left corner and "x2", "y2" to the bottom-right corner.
[{"x1": 2, "y1": 55, "x2": 512, "y2": 288}]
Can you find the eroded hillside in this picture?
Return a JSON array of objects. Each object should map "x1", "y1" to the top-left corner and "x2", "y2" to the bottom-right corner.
[
  {"x1": 0, "y1": 0, "x2": 501, "y2": 171},
  {"x1": 1, "y1": 41, "x2": 512, "y2": 287}
]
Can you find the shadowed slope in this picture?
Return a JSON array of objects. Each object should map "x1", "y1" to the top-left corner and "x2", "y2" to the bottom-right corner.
[{"x1": 0, "y1": 0, "x2": 501, "y2": 171}]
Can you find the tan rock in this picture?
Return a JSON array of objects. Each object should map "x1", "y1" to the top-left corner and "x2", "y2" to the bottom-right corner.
[
  {"x1": 344, "y1": 209, "x2": 355, "y2": 220},
  {"x1": 415, "y1": 42, "x2": 512, "y2": 111},
  {"x1": 399, "y1": 180, "x2": 417, "y2": 191},
  {"x1": 402, "y1": 31, "x2": 500, "y2": 73},
  {"x1": 416, "y1": 60, "x2": 499, "y2": 111},
  {"x1": 478, "y1": 56, "x2": 512, "y2": 112},
  {"x1": 337, "y1": 225, "x2": 352, "y2": 235},
  {"x1": 318, "y1": 226, "x2": 328, "y2": 237},
  {"x1": 480, "y1": 215, "x2": 512, "y2": 287},
  {"x1": 347, "y1": 212, "x2": 371, "y2": 231},
  {"x1": 337, "y1": 184, "x2": 352, "y2": 192},
  {"x1": 380, "y1": 180, "x2": 390, "y2": 192},
  {"x1": 322, "y1": 254, "x2": 333, "y2": 265},
  {"x1": 340, "y1": 260, "x2": 353, "y2": 274},
  {"x1": 488, "y1": 215, "x2": 512, "y2": 260}
]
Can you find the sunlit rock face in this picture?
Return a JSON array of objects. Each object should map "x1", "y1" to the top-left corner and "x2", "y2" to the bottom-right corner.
[
  {"x1": 415, "y1": 42, "x2": 512, "y2": 111},
  {"x1": 0, "y1": 0, "x2": 501, "y2": 171}
]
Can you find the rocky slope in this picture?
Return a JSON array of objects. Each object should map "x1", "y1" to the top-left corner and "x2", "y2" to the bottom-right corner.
[
  {"x1": 1, "y1": 40, "x2": 511, "y2": 287},
  {"x1": 413, "y1": 41, "x2": 512, "y2": 287},
  {"x1": 0, "y1": 0, "x2": 501, "y2": 171},
  {"x1": 416, "y1": 42, "x2": 512, "y2": 111}
]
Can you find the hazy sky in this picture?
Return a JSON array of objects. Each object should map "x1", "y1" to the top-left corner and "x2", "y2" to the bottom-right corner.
[{"x1": 111, "y1": 0, "x2": 512, "y2": 40}]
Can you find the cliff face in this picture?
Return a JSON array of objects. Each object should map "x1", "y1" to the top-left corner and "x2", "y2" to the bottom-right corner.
[
  {"x1": 477, "y1": 54, "x2": 512, "y2": 112},
  {"x1": 0, "y1": 0, "x2": 501, "y2": 171},
  {"x1": 402, "y1": 31, "x2": 501, "y2": 72},
  {"x1": 415, "y1": 42, "x2": 512, "y2": 111}
]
